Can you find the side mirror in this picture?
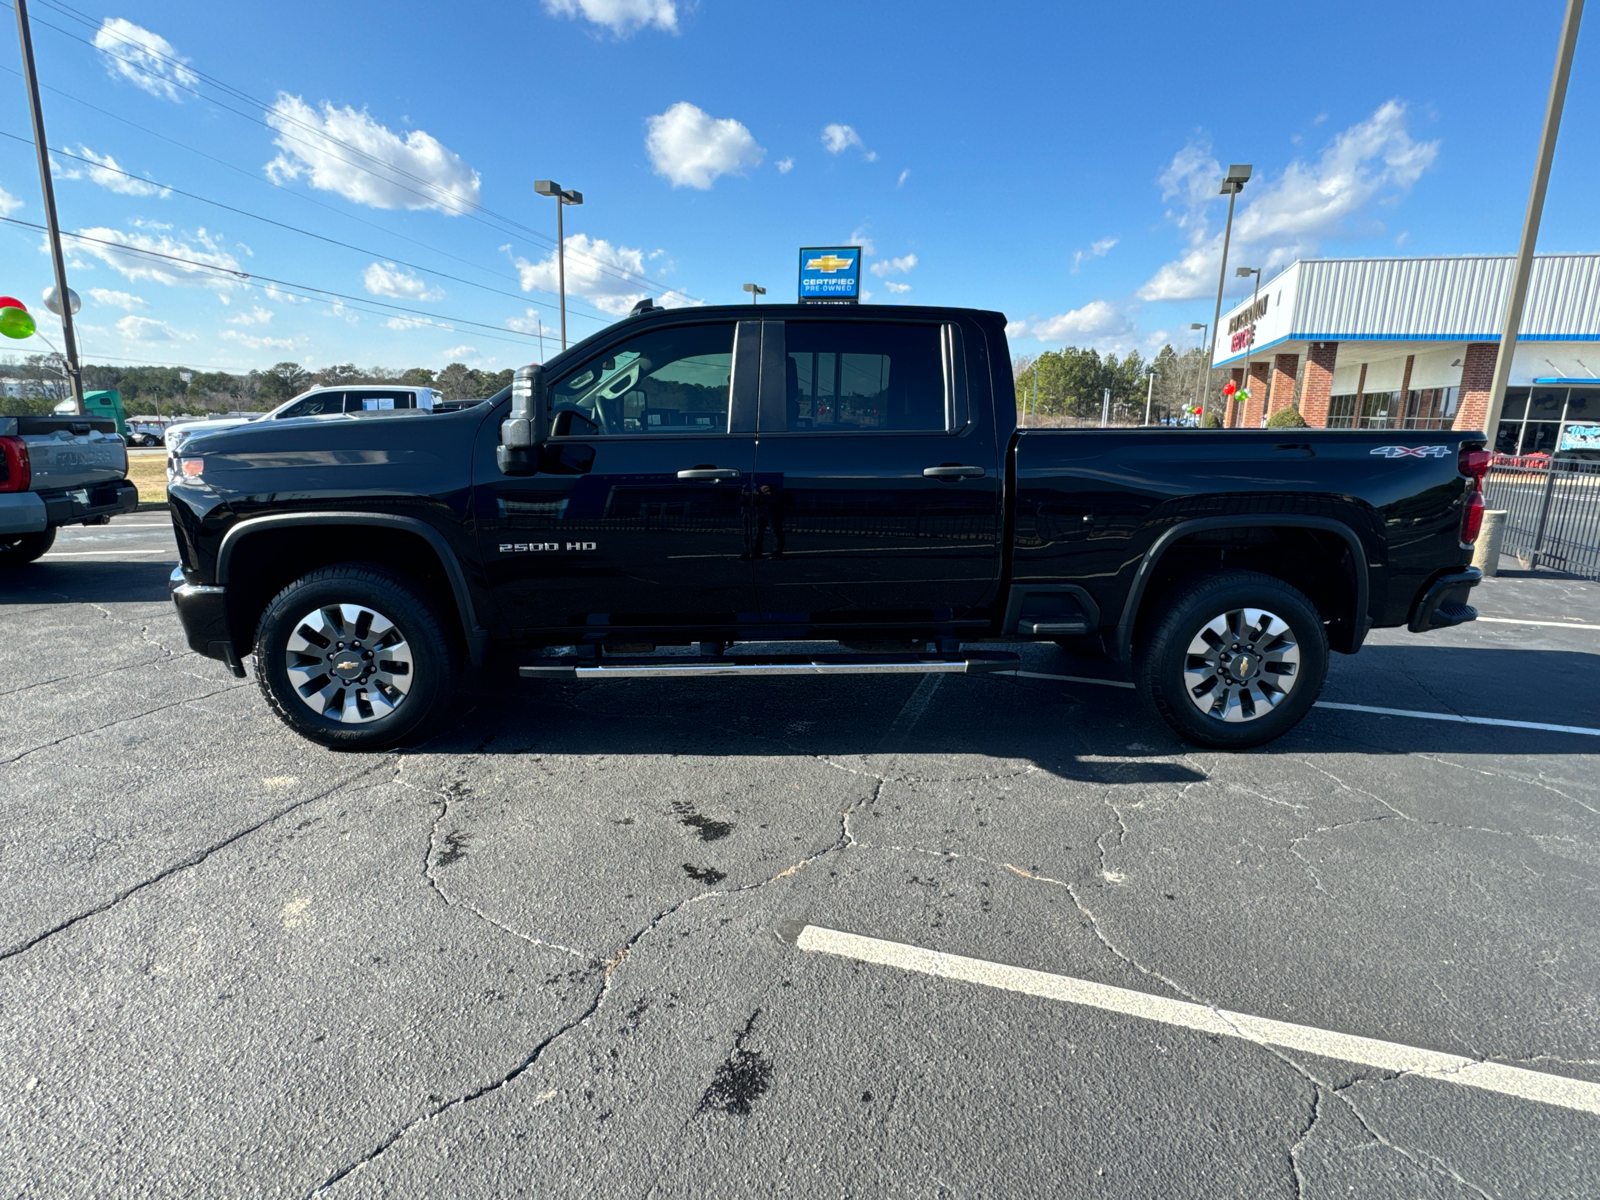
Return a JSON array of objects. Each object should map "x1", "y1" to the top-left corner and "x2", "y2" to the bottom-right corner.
[{"x1": 497, "y1": 363, "x2": 545, "y2": 475}]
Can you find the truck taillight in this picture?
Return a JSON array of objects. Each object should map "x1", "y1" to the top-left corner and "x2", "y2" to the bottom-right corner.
[
  {"x1": 0, "y1": 436, "x2": 29, "y2": 493},
  {"x1": 1458, "y1": 446, "x2": 1492, "y2": 481},
  {"x1": 1460, "y1": 488, "x2": 1485, "y2": 545}
]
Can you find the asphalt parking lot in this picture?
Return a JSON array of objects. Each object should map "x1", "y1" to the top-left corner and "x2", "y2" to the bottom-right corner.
[{"x1": 3, "y1": 514, "x2": 1598, "y2": 1199}]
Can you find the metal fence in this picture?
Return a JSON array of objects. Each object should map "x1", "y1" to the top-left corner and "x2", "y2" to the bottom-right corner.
[{"x1": 1483, "y1": 456, "x2": 1600, "y2": 579}]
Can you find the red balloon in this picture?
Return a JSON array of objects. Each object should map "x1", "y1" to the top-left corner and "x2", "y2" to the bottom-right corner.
[
  {"x1": 1222, "y1": 380, "x2": 1237, "y2": 396},
  {"x1": 0, "y1": 297, "x2": 24, "y2": 312}
]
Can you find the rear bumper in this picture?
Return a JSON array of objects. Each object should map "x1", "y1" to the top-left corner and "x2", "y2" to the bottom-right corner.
[
  {"x1": 0, "y1": 493, "x2": 47, "y2": 535},
  {"x1": 40, "y1": 479, "x2": 139, "y2": 527},
  {"x1": 169, "y1": 566, "x2": 245, "y2": 677},
  {"x1": 1408, "y1": 567, "x2": 1481, "y2": 633}
]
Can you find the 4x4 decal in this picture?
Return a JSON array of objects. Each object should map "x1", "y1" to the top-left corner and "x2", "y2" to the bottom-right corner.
[{"x1": 1369, "y1": 445, "x2": 1450, "y2": 458}]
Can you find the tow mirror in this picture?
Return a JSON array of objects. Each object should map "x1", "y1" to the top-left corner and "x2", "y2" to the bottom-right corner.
[{"x1": 497, "y1": 363, "x2": 545, "y2": 475}]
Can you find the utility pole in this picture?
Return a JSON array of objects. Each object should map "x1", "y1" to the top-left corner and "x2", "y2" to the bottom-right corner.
[
  {"x1": 1205, "y1": 165, "x2": 1252, "y2": 422},
  {"x1": 1483, "y1": 0, "x2": 1584, "y2": 437},
  {"x1": 1189, "y1": 322, "x2": 1209, "y2": 416},
  {"x1": 1100, "y1": 387, "x2": 1111, "y2": 428},
  {"x1": 14, "y1": 0, "x2": 84, "y2": 412},
  {"x1": 1144, "y1": 371, "x2": 1158, "y2": 426}
]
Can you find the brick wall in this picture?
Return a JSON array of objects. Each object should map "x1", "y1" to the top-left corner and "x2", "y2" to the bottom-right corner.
[
  {"x1": 1300, "y1": 342, "x2": 1338, "y2": 427},
  {"x1": 1243, "y1": 360, "x2": 1271, "y2": 427},
  {"x1": 1452, "y1": 342, "x2": 1498, "y2": 433},
  {"x1": 1224, "y1": 367, "x2": 1244, "y2": 425},
  {"x1": 1268, "y1": 353, "x2": 1299, "y2": 417}
]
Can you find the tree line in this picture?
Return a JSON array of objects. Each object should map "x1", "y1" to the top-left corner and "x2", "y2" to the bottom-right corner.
[
  {"x1": 1, "y1": 354, "x2": 515, "y2": 416},
  {"x1": 1011, "y1": 343, "x2": 1236, "y2": 425}
]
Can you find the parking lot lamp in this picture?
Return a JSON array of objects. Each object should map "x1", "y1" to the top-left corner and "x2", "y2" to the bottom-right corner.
[
  {"x1": 1144, "y1": 370, "x2": 1158, "y2": 426},
  {"x1": 1189, "y1": 322, "x2": 1208, "y2": 415},
  {"x1": 1205, "y1": 165, "x2": 1252, "y2": 420},
  {"x1": 533, "y1": 180, "x2": 583, "y2": 350},
  {"x1": 1234, "y1": 266, "x2": 1262, "y2": 426},
  {"x1": 742, "y1": 283, "x2": 767, "y2": 304}
]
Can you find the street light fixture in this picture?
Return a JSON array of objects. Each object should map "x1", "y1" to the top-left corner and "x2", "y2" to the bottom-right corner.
[
  {"x1": 1189, "y1": 321, "x2": 1209, "y2": 416},
  {"x1": 534, "y1": 179, "x2": 583, "y2": 350},
  {"x1": 1203, "y1": 163, "x2": 1252, "y2": 421},
  {"x1": 742, "y1": 283, "x2": 767, "y2": 304},
  {"x1": 1233, "y1": 266, "x2": 1262, "y2": 426}
]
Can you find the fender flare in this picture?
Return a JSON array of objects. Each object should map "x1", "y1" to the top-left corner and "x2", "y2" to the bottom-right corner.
[
  {"x1": 1113, "y1": 514, "x2": 1370, "y2": 663},
  {"x1": 216, "y1": 511, "x2": 489, "y2": 665}
]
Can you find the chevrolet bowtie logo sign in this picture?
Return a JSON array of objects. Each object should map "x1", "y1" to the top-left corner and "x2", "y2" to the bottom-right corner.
[{"x1": 806, "y1": 254, "x2": 855, "y2": 273}]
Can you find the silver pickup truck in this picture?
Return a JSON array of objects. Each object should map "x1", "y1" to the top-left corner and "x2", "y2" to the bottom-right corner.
[{"x1": 0, "y1": 414, "x2": 139, "y2": 565}]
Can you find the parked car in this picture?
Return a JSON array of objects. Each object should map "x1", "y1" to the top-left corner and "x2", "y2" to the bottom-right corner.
[
  {"x1": 166, "y1": 303, "x2": 1486, "y2": 750},
  {"x1": 162, "y1": 385, "x2": 444, "y2": 457},
  {"x1": 1, "y1": 413, "x2": 138, "y2": 564}
]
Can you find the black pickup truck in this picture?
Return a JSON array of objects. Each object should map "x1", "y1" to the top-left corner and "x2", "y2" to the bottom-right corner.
[{"x1": 166, "y1": 303, "x2": 1485, "y2": 750}]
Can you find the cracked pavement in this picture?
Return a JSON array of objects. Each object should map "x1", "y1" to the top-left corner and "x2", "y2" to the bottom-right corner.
[{"x1": 2, "y1": 523, "x2": 1598, "y2": 1198}]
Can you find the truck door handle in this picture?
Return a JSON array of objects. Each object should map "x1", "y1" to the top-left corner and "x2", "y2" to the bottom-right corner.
[
  {"x1": 923, "y1": 464, "x2": 986, "y2": 479},
  {"x1": 677, "y1": 467, "x2": 741, "y2": 481}
]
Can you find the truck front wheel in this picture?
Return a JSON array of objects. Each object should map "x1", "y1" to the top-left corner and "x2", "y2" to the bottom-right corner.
[
  {"x1": 254, "y1": 564, "x2": 459, "y2": 750},
  {"x1": 0, "y1": 528, "x2": 56, "y2": 566},
  {"x1": 1136, "y1": 570, "x2": 1328, "y2": 750}
]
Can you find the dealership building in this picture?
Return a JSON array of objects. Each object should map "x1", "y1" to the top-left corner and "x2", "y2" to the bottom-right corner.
[{"x1": 1212, "y1": 254, "x2": 1600, "y2": 453}]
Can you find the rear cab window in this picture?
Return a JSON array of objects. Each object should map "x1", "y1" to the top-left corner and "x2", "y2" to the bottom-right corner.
[{"x1": 778, "y1": 322, "x2": 951, "y2": 432}]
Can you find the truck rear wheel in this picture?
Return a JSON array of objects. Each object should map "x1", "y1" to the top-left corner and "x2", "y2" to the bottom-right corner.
[
  {"x1": 254, "y1": 564, "x2": 458, "y2": 750},
  {"x1": 1136, "y1": 570, "x2": 1327, "y2": 750},
  {"x1": 0, "y1": 528, "x2": 56, "y2": 566}
]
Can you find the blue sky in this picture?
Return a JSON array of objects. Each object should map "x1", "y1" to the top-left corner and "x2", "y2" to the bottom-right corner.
[{"x1": 1, "y1": 0, "x2": 1594, "y2": 374}]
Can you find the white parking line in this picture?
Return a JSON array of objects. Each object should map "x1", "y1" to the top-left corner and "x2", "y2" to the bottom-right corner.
[
  {"x1": 796, "y1": 925, "x2": 1600, "y2": 1116},
  {"x1": 43, "y1": 550, "x2": 174, "y2": 558},
  {"x1": 1477, "y1": 617, "x2": 1600, "y2": 631},
  {"x1": 1010, "y1": 671, "x2": 1600, "y2": 736},
  {"x1": 1314, "y1": 702, "x2": 1600, "y2": 737}
]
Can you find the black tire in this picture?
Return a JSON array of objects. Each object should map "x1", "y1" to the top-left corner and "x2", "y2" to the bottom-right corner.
[
  {"x1": 1136, "y1": 570, "x2": 1328, "y2": 749},
  {"x1": 0, "y1": 527, "x2": 56, "y2": 566},
  {"x1": 254, "y1": 563, "x2": 459, "y2": 750}
]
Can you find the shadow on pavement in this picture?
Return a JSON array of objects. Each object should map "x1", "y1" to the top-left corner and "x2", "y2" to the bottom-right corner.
[{"x1": 0, "y1": 560, "x2": 176, "y2": 605}]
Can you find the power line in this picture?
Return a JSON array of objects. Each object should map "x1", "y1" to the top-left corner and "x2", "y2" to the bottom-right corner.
[
  {"x1": 0, "y1": 128, "x2": 581, "y2": 320},
  {"x1": 0, "y1": 214, "x2": 556, "y2": 349},
  {"x1": 0, "y1": 59, "x2": 617, "y2": 327},
  {"x1": 20, "y1": 0, "x2": 698, "y2": 302}
]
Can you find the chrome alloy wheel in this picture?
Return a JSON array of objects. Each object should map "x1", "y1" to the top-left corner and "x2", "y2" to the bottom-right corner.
[
  {"x1": 1182, "y1": 607, "x2": 1300, "y2": 723},
  {"x1": 284, "y1": 602, "x2": 414, "y2": 723}
]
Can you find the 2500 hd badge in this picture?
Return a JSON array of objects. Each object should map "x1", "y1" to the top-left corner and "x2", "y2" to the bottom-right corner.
[{"x1": 501, "y1": 541, "x2": 598, "y2": 552}]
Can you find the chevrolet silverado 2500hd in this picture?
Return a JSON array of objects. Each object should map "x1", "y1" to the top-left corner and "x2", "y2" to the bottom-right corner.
[{"x1": 166, "y1": 304, "x2": 1485, "y2": 750}]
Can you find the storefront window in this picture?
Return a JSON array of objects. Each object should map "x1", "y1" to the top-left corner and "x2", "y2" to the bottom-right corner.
[
  {"x1": 1359, "y1": 391, "x2": 1396, "y2": 428},
  {"x1": 1501, "y1": 388, "x2": 1529, "y2": 420},
  {"x1": 1327, "y1": 394, "x2": 1357, "y2": 428},
  {"x1": 1566, "y1": 389, "x2": 1597, "y2": 421},
  {"x1": 1496, "y1": 422, "x2": 1521, "y2": 454},
  {"x1": 1524, "y1": 422, "x2": 1562, "y2": 454},
  {"x1": 1529, "y1": 388, "x2": 1566, "y2": 420}
]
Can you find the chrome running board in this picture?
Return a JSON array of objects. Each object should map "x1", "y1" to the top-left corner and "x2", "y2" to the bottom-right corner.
[{"x1": 521, "y1": 651, "x2": 1021, "y2": 681}]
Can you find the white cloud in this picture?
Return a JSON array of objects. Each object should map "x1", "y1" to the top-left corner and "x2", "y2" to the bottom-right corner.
[
  {"x1": 363, "y1": 261, "x2": 444, "y2": 301},
  {"x1": 263, "y1": 284, "x2": 306, "y2": 305},
  {"x1": 541, "y1": 0, "x2": 677, "y2": 34},
  {"x1": 0, "y1": 184, "x2": 22, "y2": 217},
  {"x1": 116, "y1": 314, "x2": 193, "y2": 342},
  {"x1": 1004, "y1": 320, "x2": 1028, "y2": 340},
  {"x1": 513, "y1": 233, "x2": 696, "y2": 316},
  {"x1": 227, "y1": 306, "x2": 274, "y2": 326},
  {"x1": 441, "y1": 345, "x2": 480, "y2": 361},
  {"x1": 93, "y1": 18, "x2": 197, "y2": 103},
  {"x1": 385, "y1": 315, "x2": 454, "y2": 332},
  {"x1": 1071, "y1": 236, "x2": 1118, "y2": 274},
  {"x1": 1138, "y1": 101, "x2": 1438, "y2": 302},
  {"x1": 869, "y1": 253, "x2": 917, "y2": 278},
  {"x1": 506, "y1": 309, "x2": 550, "y2": 335},
  {"x1": 72, "y1": 147, "x2": 168, "y2": 197},
  {"x1": 75, "y1": 224, "x2": 246, "y2": 292},
  {"x1": 88, "y1": 288, "x2": 145, "y2": 310},
  {"x1": 848, "y1": 227, "x2": 875, "y2": 256},
  {"x1": 884, "y1": 282, "x2": 912, "y2": 294},
  {"x1": 265, "y1": 95, "x2": 481, "y2": 214},
  {"x1": 776, "y1": 157, "x2": 794, "y2": 174},
  {"x1": 1029, "y1": 300, "x2": 1127, "y2": 342},
  {"x1": 822, "y1": 124, "x2": 876, "y2": 160},
  {"x1": 220, "y1": 329, "x2": 297, "y2": 351},
  {"x1": 897, "y1": 169, "x2": 909, "y2": 187},
  {"x1": 645, "y1": 102, "x2": 763, "y2": 189}
]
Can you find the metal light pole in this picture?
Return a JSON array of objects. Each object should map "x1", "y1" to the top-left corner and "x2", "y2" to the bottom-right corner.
[
  {"x1": 1189, "y1": 322, "x2": 1209, "y2": 415},
  {"x1": 1233, "y1": 266, "x2": 1262, "y2": 426},
  {"x1": 742, "y1": 283, "x2": 767, "y2": 304},
  {"x1": 534, "y1": 179, "x2": 583, "y2": 350},
  {"x1": 1143, "y1": 370, "x2": 1158, "y2": 426},
  {"x1": 1205, "y1": 165, "x2": 1252, "y2": 421},
  {"x1": 14, "y1": 0, "x2": 84, "y2": 412},
  {"x1": 1483, "y1": 0, "x2": 1584, "y2": 438}
]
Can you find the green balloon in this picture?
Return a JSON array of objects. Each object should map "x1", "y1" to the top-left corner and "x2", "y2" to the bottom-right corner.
[{"x1": 0, "y1": 306, "x2": 35, "y2": 339}]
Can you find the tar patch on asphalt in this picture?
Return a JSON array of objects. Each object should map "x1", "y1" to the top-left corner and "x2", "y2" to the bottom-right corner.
[
  {"x1": 435, "y1": 830, "x2": 470, "y2": 867},
  {"x1": 698, "y1": 1010, "x2": 772, "y2": 1117},
  {"x1": 683, "y1": 863, "x2": 726, "y2": 885},
  {"x1": 672, "y1": 800, "x2": 734, "y2": 841}
]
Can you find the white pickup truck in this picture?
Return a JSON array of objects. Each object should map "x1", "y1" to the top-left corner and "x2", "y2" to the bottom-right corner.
[{"x1": 0, "y1": 413, "x2": 138, "y2": 565}]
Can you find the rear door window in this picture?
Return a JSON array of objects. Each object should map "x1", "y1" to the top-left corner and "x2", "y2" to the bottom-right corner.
[
  {"x1": 346, "y1": 390, "x2": 414, "y2": 412},
  {"x1": 782, "y1": 322, "x2": 946, "y2": 431}
]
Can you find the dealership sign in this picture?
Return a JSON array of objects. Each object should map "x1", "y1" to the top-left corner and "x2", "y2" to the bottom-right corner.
[
  {"x1": 798, "y1": 247, "x2": 861, "y2": 303},
  {"x1": 1561, "y1": 423, "x2": 1600, "y2": 452}
]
